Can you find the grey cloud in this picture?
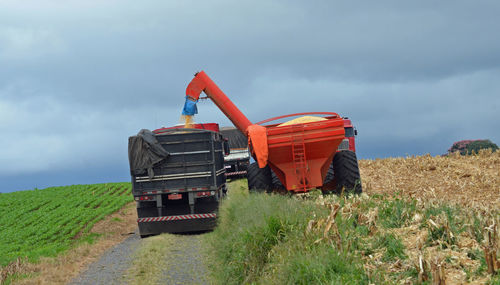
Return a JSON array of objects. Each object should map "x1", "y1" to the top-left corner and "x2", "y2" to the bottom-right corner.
[
  {"x1": 1, "y1": 0, "x2": 500, "y2": 192},
  {"x1": 3, "y1": 1, "x2": 500, "y2": 93}
]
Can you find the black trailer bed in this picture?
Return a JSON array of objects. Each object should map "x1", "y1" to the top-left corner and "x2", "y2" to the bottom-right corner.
[{"x1": 128, "y1": 128, "x2": 226, "y2": 235}]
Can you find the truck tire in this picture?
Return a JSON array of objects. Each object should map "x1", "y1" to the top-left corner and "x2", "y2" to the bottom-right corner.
[
  {"x1": 323, "y1": 151, "x2": 362, "y2": 194},
  {"x1": 247, "y1": 162, "x2": 272, "y2": 193}
]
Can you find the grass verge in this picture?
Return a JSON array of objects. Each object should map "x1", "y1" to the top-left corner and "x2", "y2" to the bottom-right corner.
[
  {"x1": 207, "y1": 180, "x2": 368, "y2": 284},
  {"x1": 207, "y1": 179, "x2": 500, "y2": 284}
]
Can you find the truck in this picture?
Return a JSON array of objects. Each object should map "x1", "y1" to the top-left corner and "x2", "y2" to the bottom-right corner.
[
  {"x1": 181, "y1": 70, "x2": 362, "y2": 194},
  {"x1": 338, "y1": 117, "x2": 358, "y2": 153},
  {"x1": 128, "y1": 126, "x2": 227, "y2": 237},
  {"x1": 220, "y1": 127, "x2": 250, "y2": 178}
]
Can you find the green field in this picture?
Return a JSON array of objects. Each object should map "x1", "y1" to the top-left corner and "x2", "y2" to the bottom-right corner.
[{"x1": 0, "y1": 182, "x2": 133, "y2": 267}]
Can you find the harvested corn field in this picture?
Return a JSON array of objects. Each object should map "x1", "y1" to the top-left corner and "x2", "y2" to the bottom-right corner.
[
  {"x1": 208, "y1": 152, "x2": 500, "y2": 284},
  {"x1": 360, "y1": 149, "x2": 500, "y2": 210},
  {"x1": 354, "y1": 150, "x2": 500, "y2": 283},
  {"x1": 311, "y1": 192, "x2": 499, "y2": 284}
]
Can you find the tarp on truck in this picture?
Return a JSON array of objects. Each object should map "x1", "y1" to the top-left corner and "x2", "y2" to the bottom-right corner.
[
  {"x1": 128, "y1": 129, "x2": 169, "y2": 178},
  {"x1": 220, "y1": 127, "x2": 247, "y2": 149}
]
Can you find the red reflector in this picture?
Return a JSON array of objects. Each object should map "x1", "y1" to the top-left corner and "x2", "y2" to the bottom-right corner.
[
  {"x1": 196, "y1": 191, "x2": 213, "y2": 197},
  {"x1": 168, "y1": 193, "x2": 182, "y2": 200}
]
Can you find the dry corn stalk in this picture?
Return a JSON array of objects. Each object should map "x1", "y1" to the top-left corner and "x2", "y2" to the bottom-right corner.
[
  {"x1": 307, "y1": 203, "x2": 342, "y2": 249},
  {"x1": 323, "y1": 204, "x2": 342, "y2": 250},
  {"x1": 427, "y1": 215, "x2": 454, "y2": 247},
  {"x1": 306, "y1": 219, "x2": 316, "y2": 234},
  {"x1": 417, "y1": 254, "x2": 430, "y2": 283},
  {"x1": 431, "y1": 257, "x2": 446, "y2": 285},
  {"x1": 357, "y1": 207, "x2": 378, "y2": 235},
  {"x1": 483, "y1": 221, "x2": 499, "y2": 275}
]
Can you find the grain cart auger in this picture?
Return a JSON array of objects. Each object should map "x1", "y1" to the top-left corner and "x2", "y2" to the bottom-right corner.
[{"x1": 183, "y1": 71, "x2": 362, "y2": 194}]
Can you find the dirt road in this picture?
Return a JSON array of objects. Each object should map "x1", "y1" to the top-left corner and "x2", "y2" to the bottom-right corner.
[
  {"x1": 70, "y1": 230, "x2": 209, "y2": 285},
  {"x1": 159, "y1": 233, "x2": 209, "y2": 285},
  {"x1": 69, "y1": 233, "x2": 141, "y2": 285}
]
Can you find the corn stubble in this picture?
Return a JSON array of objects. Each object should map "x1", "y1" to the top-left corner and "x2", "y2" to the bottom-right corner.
[
  {"x1": 359, "y1": 149, "x2": 499, "y2": 210},
  {"x1": 210, "y1": 150, "x2": 499, "y2": 284},
  {"x1": 354, "y1": 149, "x2": 499, "y2": 284}
]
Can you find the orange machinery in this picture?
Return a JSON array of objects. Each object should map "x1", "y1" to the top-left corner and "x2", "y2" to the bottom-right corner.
[{"x1": 184, "y1": 71, "x2": 360, "y2": 193}]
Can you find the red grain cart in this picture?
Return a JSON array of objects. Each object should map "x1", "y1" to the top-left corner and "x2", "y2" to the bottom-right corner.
[{"x1": 183, "y1": 71, "x2": 362, "y2": 194}]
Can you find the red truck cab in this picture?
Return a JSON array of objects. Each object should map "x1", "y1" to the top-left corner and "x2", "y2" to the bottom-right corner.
[{"x1": 339, "y1": 117, "x2": 358, "y2": 153}]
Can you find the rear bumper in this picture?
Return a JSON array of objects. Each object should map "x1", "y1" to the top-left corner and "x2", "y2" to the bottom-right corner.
[
  {"x1": 225, "y1": 170, "x2": 247, "y2": 177},
  {"x1": 138, "y1": 213, "x2": 217, "y2": 235},
  {"x1": 224, "y1": 159, "x2": 249, "y2": 177}
]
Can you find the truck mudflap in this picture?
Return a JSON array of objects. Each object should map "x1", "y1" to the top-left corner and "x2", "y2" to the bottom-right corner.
[{"x1": 138, "y1": 213, "x2": 217, "y2": 235}]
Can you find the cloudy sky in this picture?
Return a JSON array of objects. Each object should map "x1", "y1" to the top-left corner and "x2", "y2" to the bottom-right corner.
[{"x1": 1, "y1": 0, "x2": 499, "y2": 192}]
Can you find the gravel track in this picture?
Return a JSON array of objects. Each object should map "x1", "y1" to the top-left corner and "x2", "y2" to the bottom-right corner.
[
  {"x1": 69, "y1": 233, "x2": 140, "y2": 285},
  {"x1": 160, "y1": 233, "x2": 209, "y2": 285},
  {"x1": 70, "y1": 231, "x2": 209, "y2": 285}
]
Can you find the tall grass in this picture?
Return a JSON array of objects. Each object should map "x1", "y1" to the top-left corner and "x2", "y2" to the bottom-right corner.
[
  {"x1": 207, "y1": 180, "x2": 369, "y2": 284},
  {"x1": 206, "y1": 179, "x2": 499, "y2": 284}
]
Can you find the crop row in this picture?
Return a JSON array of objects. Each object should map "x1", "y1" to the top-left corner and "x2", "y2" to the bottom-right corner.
[{"x1": 0, "y1": 182, "x2": 133, "y2": 266}]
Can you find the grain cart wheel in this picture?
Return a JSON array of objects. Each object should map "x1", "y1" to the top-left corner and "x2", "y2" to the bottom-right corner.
[
  {"x1": 271, "y1": 171, "x2": 286, "y2": 192},
  {"x1": 331, "y1": 150, "x2": 362, "y2": 194},
  {"x1": 247, "y1": 162, "x2": 272, "y2": 193},
  {"x1": 321, "y1": 164, "x2": 336, "y2": 195}
]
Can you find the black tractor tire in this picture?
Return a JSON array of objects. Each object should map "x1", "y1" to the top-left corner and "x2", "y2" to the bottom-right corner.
[
  {"x1": 271, "y1": 170, "x2": 286, "y2": 192},
  {"x1": 323, "y1": 164, "x2": 335, "y2": 186},
  {"x1": 333, "y1": 150, "x2": 362, "y2": 194},
  {"x1": 247, "y1": 162, "x2": 272, "y2": 193},
  {"x1": 323, "y1": 150, "x2": 362, "y2": 195}
]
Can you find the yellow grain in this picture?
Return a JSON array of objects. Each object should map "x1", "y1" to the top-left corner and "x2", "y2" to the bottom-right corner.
[
  {"x1": 278, "y1": 116, "x2": 327, "y2": 127},
  {"x1": 180, "y1": 115, "x2": 194, "y2": 128}
]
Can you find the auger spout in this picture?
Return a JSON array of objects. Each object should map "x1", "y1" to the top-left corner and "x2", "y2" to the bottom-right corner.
[{"x1": 184, "y1": 71, "x2": 253, "y2": 135}]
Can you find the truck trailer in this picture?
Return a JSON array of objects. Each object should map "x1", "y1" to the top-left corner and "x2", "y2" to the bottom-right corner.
[{"x1": 128, "y1": 127, "x2": 226, "y2": 237}]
